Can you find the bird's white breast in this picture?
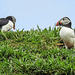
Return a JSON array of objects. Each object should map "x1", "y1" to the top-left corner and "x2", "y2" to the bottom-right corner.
[
  {"x1": 2, "y1": 20, "x2": 13, "y2": 32},
  {"x1": 60, "y1": 27, "x2": 75, "y2": 47}
]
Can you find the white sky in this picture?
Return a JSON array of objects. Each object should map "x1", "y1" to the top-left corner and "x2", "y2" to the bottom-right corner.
[{"x1": 0, "y1": 0, "x2": 75, "y2": 30}]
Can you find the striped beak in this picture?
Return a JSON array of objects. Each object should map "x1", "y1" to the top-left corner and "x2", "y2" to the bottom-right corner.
[
  {"x1": 13, "y1": 24, "x2": 15, "y2": 29},
  {"x1": 56, "y1": 21, "x2": 63, "y2": 26}
]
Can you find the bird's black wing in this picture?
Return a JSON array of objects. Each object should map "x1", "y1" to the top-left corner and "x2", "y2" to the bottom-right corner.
[{"x1": 0, "y1": 18, "x2": 9, "y2": 26}]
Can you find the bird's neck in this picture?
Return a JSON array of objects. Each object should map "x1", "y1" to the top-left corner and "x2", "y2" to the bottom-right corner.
[{"x1": 63, "y1": 22, "x2": 71, "y2": 28}]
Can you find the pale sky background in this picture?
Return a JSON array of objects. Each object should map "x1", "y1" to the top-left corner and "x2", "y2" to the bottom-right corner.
[{"x1": 0, "y1": 0, "x2": 75, "y2": 31}]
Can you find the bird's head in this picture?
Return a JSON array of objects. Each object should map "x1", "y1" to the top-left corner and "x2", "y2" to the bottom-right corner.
[
  {"x1": 6, "y1": 16, "x2": 16, "y2": 29},
  {"x1": 56, "y1": 17, "x2": 72, "y2": 28}
]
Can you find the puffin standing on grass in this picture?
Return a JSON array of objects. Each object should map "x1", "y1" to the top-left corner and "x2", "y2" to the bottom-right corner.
[
  {"x1": 56, "y1": 17, "x2": 75, "y2": 49},
  {"x1": 0, "y1": 16, "x2": 16, "y2": 32},
  {"x1": 0, "y1": 16, "x2": 16, "y2": 39}
]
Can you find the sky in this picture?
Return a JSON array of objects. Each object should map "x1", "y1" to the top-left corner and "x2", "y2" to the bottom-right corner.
[{"x1": 0, "y1": 0, "x2": 75, "y2": 31}]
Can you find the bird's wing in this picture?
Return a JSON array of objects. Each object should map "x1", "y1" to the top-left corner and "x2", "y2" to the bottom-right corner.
[{"x1": 0, "y1": 18, "x2": 9, "y2": 26}]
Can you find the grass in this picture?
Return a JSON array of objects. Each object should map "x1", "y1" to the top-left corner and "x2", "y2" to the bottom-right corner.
[{"x1": 0, "y1": 26, "x2": 75, "y2": 75}]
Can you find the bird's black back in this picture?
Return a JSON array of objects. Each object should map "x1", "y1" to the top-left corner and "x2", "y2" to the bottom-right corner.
[{"x1": 0, "y1": 18, "x2": 9, "y2": 26}]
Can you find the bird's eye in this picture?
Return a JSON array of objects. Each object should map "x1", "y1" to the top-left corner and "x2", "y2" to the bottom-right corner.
[{"x1": 63, "y1": 18, "x2": 65, "y2": 20}]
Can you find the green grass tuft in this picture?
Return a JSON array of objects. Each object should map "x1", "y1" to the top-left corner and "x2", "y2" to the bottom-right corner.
[{"x1": 0, "y1": 26, "x2": 75, "y2": 75}]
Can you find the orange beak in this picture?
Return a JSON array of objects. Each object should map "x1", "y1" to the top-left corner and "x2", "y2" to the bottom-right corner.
[
  {"x1": 56, "y1": 21, "x2": 62, "y2": 26},
  {"x1": 13, "y1": 24, "x2": 15, "y2": 29}
]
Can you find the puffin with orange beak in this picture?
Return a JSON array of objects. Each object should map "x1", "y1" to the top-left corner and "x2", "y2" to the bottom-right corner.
[
  {"x1": 56, "y1": 17, "x2": 75, "y2": 49},
  {"x1": 0, "y1": 16, "x2": 16, "y2": 40},
  {"x1": 0, "y1": 16, "x2": 16, "y2": 32}
]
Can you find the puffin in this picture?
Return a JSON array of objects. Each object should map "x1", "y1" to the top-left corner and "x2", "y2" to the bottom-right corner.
[
  {"x1": 56, "y1": 17, "x2": 75, "y2": 49},
  {"x1": 0, "y1": 16, "x2": 16, "y2": 40},
  {"x1": 0, "y1": 16, "x2": 16, "y2": 32}
]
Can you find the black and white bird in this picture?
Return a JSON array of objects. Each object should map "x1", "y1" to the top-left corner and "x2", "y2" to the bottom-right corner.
[
  {"x1": 0, "y1": 16, "x2": 16, "y2": 40},
  {"x1": 56, "y1": 17, "x2": 75, "y2": 49},
  {"x1": 0, "y1": 16, "x2": 16, "y2": 32}
]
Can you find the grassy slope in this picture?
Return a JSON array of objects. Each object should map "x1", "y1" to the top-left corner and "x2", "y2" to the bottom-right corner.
[{"x1": 0, "y1": 26, "x2": 75, "y2": 75}]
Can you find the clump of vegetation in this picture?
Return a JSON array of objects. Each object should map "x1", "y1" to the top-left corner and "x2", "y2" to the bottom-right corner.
[{"x1": 0, "y1": 26, "x2": 75, "y2": 75}]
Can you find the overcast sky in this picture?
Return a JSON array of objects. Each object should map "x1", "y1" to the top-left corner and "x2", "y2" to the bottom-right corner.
[{"x1": 0, "y1": 0, "x2": 75, "y2": 31}]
